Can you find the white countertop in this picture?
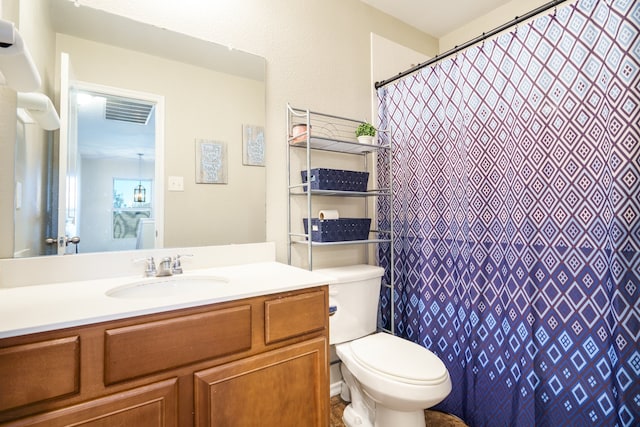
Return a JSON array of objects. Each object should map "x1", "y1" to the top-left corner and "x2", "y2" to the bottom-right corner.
[{"x1": 0, "y1": 262, "x2": 330, "y2": 339}]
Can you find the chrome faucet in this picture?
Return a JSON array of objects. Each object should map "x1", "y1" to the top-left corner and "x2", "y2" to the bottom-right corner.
[
  {"x1": 156, "y1": 257, "x2": 173, "y2": 277},
  {"x1": 136, "y1": 254, "x2": 192, "y2": 277}
]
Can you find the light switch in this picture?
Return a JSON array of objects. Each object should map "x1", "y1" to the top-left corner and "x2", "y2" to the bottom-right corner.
[{"x1": 168, "y1": 176, "x2": 184, "y2": 191}]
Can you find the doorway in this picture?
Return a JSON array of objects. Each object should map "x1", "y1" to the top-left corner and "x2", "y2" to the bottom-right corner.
[{"x1": 66, "y1": 82, "x2": 164, "y2": 254}]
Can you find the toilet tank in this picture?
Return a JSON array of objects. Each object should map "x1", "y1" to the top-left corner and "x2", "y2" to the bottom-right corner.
[{"x1": 315, "y1": 264, "x2": 384, "y2": 345}]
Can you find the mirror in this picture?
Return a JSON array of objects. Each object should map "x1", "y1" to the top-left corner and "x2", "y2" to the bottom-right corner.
[{"x1": 4, "y1": 0, "x2": 266, "y2": 258}]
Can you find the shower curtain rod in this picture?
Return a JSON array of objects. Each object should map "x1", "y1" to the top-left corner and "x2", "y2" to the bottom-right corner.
[{"x1": 374, "y1": 0, "x2": 569, "y2": 89}]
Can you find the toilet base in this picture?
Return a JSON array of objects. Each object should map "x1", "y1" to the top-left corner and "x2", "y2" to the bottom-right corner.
[
  {"x1": 375, "y1": 406, "x2": 425, "y2": 427},
  {"x1": 340, "y1": 364, "x2": 426, "y2": 427},
  {"x1": 343, "y1": 403, "x2": 374, "y2": 427},
  {"x1": 340, "y1": 365, "x2": 374, "y2": 427},
  {"x1": 341, "y1": 400, "x2": 427, "y2": 427}
]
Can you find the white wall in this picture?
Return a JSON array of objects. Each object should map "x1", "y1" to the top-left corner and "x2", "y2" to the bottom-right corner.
[
  {"x1": 0, "y1": 0, "x2": 57, "y2": 258},
  {"x1": 0, "y1": 88, "x2": 16, "y2": 258},
  {"x1": 13, "y1": 118, "x2": 50, "y2": 257}
]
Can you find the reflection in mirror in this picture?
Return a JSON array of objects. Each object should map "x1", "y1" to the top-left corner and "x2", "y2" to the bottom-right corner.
[
  {"x1": 4, "y1": 0, "x2": 266, "y2": 258},
  {"x1": 75, "y1": 86, "x2": 158, "y2": 254},
  {"x1": 13, "y1": 110, "x2": 53, "y2": 257}
]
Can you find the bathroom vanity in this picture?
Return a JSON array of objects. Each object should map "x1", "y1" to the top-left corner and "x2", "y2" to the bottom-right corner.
[{"x1": 0, "y1": 246, "x2": 330, "y2": 426}]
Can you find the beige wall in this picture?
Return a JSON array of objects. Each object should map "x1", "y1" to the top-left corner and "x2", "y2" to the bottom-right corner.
[
  {"x1": 439, "y1": 0, "x2": 561, "y2": 52},
  {"x1": 72, "y1": 0, "x2": 565, "y2": 266},
  {"x1": 18, "y1": 0, "x2": 56, "y2": 94},
  {"x1": 2, "y1": 0, "x2": 436, "y2": 265},
  {"x1": 2, "y1": 0, "x2": 575, "y2": 265},
  {"x1": 371, "y1": 33, "x2": 430, "y2": 97},
  {"x1": 79, "y1": 0, "x2": 438, "y2": 266}
]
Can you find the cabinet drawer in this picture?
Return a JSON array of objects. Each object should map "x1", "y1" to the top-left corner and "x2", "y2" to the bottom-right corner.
[
  {"x1": 0, "y1": 336, "x2": 80, "y2": 411},
  {"x1": 265, "y1": 290, "x2": 326, "y2": 344},
  {"x1": 105, "y1": 305, "x2": 252, "y2": 384}
]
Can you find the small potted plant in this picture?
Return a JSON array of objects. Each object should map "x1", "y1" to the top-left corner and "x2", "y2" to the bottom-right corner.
[{"x1": 355, "y1": 122, "x2": 376, "y2": 144}]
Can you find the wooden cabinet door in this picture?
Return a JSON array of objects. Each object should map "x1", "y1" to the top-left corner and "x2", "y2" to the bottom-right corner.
[
  {"x1": 194, "y1": 337, "x2": 328, "y2": 427},
  {"x1": 1, "y1": 378, "x2": 178, "y2": 427}
]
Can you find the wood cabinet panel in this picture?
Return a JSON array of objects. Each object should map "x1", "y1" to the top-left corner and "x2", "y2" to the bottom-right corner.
[
  {"x1": 0, "y1": 336, "x2": 79, "y2": 412},
  {"x1": 1, "y1": 378, "x2": 178, "y2": 427},
  {"x1": 105, "y1": 305, "x2": 252, "y2": 384},
  {"x1": 194, "y1": 337, "x2": 328, "y2": 427},
  {"x1": 264, "y1": 290, "x2": 326, "y2": 344},
  {"x1": 0, "y1": 286, "x2": 328, "y2": 426}
]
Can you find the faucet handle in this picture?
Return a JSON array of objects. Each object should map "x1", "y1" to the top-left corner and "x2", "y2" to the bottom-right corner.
[
  {"x1": 171, "y1": 254, "x2": 193, "y2": 274},
  {"x1": 134, "y1": 256, "x2": 157, "y2": 277}
]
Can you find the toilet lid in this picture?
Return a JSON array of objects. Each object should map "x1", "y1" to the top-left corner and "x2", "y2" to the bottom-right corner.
[{"x1": 350, "y1": 333, "x2": 449, "y2": 385}]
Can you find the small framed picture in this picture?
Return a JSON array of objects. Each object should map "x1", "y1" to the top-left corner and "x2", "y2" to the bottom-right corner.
[
  {"x1": 195, "y1": 139, "x2": 227, "y2": 184},
  {"x1": 242, "y1": 124, "x2": 265, "y2": 166}
]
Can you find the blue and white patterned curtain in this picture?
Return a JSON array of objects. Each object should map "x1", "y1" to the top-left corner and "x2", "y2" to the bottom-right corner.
[{"x1": 377, "y1": 1, "x2": 639, "y2": 425}]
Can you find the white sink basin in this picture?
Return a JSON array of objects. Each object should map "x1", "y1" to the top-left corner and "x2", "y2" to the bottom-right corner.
[{"x1": 106, "y1": 275, "x2": 229, "y2": 299}]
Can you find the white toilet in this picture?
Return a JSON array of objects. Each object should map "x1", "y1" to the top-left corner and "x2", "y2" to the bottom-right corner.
[{"x1": 318, "y1": 264, "x2": 452, "y2": 427}]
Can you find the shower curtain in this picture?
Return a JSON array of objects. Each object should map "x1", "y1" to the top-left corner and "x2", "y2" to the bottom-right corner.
[{"x1": 376, "y1": 0, "x2": 639, "y2": 425}]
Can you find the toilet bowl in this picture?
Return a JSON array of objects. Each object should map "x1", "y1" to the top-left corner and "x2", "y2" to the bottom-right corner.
[
  {"x1": 336, "y1": 332, "x2": 451, "y2": 427},
  {"x1": 317, "y1": 265, "x2": 452, "y2": 427}
]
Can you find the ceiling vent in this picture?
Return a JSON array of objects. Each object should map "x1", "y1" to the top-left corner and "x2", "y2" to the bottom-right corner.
[{"x1": 104, "y1": 96, "x2": 154, "y2": 125}]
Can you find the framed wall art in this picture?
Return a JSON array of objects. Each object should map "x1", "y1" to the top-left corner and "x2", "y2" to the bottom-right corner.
[
  {"x1": 195, "y1": 139, "x2": 227, "y2": 184},
  {"x1": 242, "y1": 124, "x2": 265, "y2": 166}
]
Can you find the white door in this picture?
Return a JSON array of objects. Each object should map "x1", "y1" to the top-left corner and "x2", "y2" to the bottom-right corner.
[{"x1": 57, "y1": 52, "x2": 81, "y2": 254}]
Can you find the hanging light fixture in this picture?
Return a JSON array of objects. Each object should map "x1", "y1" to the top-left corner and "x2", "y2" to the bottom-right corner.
[{"x1": 133, "y1": 153, "x2": 146, "y2": 203}]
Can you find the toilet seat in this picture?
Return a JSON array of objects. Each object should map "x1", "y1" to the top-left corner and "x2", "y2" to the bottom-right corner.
[{"x1": 349, "y1": 333, "x2": 449, "y2": 386}]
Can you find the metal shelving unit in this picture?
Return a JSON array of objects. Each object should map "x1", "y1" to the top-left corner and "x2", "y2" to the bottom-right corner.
[
  {"x1": 286, "y1": 103, "x2": 394, "y2": 276},
  {"x1": 286, "y1": 103, "x2": 396, "y2": 334}
]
